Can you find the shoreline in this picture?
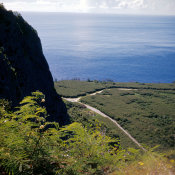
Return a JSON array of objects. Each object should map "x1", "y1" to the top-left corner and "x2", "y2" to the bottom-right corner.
[
  {"x1": 55, "y1": 80, "x2": 175, "y2": 98},
  {"x1": 54, "y1": 78, "x2": 175, "y2": 84}
]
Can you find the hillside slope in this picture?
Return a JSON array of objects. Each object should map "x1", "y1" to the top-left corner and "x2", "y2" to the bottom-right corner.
[{"x1": 0, "y1": 5, "x2": 69, "y2": 125}]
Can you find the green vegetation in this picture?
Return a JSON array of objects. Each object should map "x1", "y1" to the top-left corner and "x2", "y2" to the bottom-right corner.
[
  {"x1": 113, "y1": 151, "x2": 175, "y2": 175},
  {"x1": 0, "y1": 3, "x2": 4, "y2": 9},
  {"x1": 0, "y1": 91, "x2": 174, "y2": 174},
  {"x1": 1, "y1": 4, "x2": 174, "y2": 173},
  {"x1": 0, "y1": 91, "x2": 140, "y2": 175},
  {"x1": 55, "y1": 80, "x2": 175, "y2": 98},
  {"x1": 81, "y1": 88, "x2": 175, "y2": 151},
  {"x1": 64, "y1": 100, "x2": 138, "y2": 149},
  {"x1": 114, "y1": 82, "x2": 175, "y2": 90},
  {"x1": 55, "y1": 80, "x2": 175, "y2": 151},
  {"x1": 0, "y1": 47, "x2": 17, "y2": 75},
  {"x1": 55, "y1": 80, "x2": 115, "y2": 97}
]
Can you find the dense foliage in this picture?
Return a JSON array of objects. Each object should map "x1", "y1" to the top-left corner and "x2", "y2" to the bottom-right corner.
[{"x1": 0, "y1": 91, "x2": 140, "y2": 175}]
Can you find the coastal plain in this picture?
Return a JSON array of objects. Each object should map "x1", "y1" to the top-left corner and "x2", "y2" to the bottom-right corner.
[{"x1": 55, "y1": 80, "x2": 175, "y2": 151}]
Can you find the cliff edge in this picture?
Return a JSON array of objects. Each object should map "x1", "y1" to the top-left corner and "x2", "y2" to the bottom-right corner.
[{"x1": 0, "y1": 5, "x2": 69, "y2": 125}]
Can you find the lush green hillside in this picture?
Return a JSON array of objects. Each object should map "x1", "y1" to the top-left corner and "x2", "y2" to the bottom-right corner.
[
  {"x1": 55, "y1": 80, "x2": 175, "y2": 97},
  {"x1": 64, "y1": 100, "x2": 138, "y2": 149},
  {"x1": 0, "y1": 92, "x2": 122, "y2": 174},
  {"x1": 81, "y1": 88, "x2": 175, "y2": 151},
  {"x1": 0, "y1": 92, "x2": 174, "y2": 175},
  {"x1": 55, "y1": 80, "x2": 175, "y2": 151}
]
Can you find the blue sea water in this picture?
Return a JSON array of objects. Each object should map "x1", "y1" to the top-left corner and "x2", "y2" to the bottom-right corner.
[{"x1": 22, "y1": 12, "x2": 175, "y2": 83}]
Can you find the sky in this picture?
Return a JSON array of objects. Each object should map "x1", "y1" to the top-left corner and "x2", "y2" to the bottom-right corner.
[{"x1": 2, "y1": 0, "x2": 175, "y2": 15}]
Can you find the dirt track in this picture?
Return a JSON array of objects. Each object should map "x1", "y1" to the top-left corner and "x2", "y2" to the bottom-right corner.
[{"x1": 64, "y1": 89, "x2": 146, "y2": 151}]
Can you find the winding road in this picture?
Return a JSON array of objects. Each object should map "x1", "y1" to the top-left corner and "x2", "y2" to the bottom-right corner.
[{"x1": 63, "y1": 89, "x2": 146, "y2": 152}]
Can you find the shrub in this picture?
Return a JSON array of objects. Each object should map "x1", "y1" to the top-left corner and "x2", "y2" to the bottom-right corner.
[{"x1": 0, "y1": 91, "x2": 136, "y2": 175}]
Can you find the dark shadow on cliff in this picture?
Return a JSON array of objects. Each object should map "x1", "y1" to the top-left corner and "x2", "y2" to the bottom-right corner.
[{"x1": 0, "y1": 4, "x2": 69, "y2": 125}]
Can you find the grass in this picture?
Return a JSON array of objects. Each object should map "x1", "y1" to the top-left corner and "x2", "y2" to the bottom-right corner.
[
  {"x1": 66, "y1": 96, "x2": 175, "y2": 172},
  {"x1": 55, "y1": 80, "x2": 175, "y2": 97},
  {"x1": 64, "y1": 100, "x2": 139, "y2": 149},
  {"x1": 115, "y1": 82, "x2": 175, "y2": 90},
  {"x1": 81, "y1": 88, "x2": 175, "y2": 151},
  {"x1": 1, "y1": 90, "x2": 174, "y2": 174},
  {"x1": 55, "y1": 80, "x2": 115, "y2": 97},
  {"x1": 55, "y1": 80, "x2": 175, "y2": 151},
  {"x1": 112, "y1": 151, "x2": 175, "y2": 175}
]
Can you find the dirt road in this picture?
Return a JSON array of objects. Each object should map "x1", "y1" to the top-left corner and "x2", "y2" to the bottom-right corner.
[{"x1": 63, "y1": 89, "x2": 146, "y2": 151}]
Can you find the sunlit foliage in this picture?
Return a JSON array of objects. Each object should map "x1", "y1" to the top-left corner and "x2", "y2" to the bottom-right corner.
[{"x1": 0, "y1": 91, "x2": 136, "y2": 175}]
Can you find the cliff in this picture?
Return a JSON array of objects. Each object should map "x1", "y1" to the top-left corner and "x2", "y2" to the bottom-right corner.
[{"x1": 0, "y1": 5, "x2": 69, "y2": 125}]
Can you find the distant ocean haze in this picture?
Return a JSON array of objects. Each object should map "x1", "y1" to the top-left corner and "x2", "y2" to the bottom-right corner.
[{"x1": 22, "y1": 12, "x2": 175, "y2": 83}]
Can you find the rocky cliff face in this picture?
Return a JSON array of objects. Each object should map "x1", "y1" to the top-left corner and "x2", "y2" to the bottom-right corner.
[{"x1": 0, "y1": 5, "x2": 69, "y2": 125}]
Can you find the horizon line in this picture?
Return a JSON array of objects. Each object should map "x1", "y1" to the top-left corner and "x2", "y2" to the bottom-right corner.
[{"x1": 19, "y1": 10, "x2": 175, "y2": 17}]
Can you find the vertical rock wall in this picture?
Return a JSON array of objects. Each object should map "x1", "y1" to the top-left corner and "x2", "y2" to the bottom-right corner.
[{"x1": 0, "y1": 5, "x2": 69, "y2": 125}]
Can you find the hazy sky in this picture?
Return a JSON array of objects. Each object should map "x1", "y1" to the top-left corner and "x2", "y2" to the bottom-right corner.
[{"x1": 2, "y1": 0, "x2": 175, "y2": 15}]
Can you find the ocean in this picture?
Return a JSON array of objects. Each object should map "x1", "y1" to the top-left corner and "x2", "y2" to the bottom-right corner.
[{"x1": 22, "y1": 12, "x2": 175, "y2": 83}]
